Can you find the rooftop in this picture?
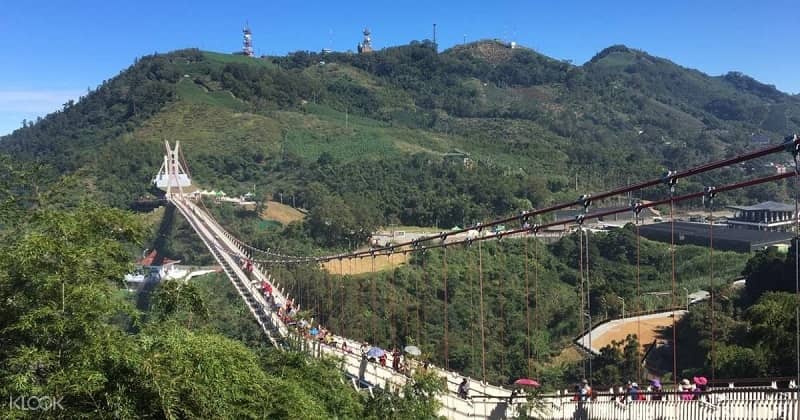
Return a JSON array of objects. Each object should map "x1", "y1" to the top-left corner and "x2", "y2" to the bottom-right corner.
[
  {"x1": 639, "y1": 221, "x2": 794, "y2": 252},
  {"x1": 138, "y1": 250, "x2": 180, "y2": 267},
  {"x1": 727, "y1": 201, "x2": 795, "y2": 212}
]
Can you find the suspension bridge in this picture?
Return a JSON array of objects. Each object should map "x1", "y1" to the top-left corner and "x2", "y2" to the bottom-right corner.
[{"x1": 153, "y1": 138, "x2": 800, "y2": 419}]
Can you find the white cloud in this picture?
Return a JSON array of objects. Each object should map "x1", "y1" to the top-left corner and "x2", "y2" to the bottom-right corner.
[{"x1": 0, "y1": 89, "x2": 84, "y2": 114}]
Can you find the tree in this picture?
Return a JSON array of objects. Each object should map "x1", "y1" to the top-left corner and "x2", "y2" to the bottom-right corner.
[
  {"x1": 307, "y1": 193, "x2": 357, "y2": 247},
  {"x1": 362, "y1": 371, "x2": 445, "y2": 420},
  {"x1": 714, "y1": 344, "x2": 766, "y2": 378},
  {"x1": 0, "y1": 205, "x2": 146, "y2": 417},
  {"x1": 743, "y1": 247, "x2": 789, "y2": 301},
  {"x1": 590, "y1": 334, "x2": 640, "y2": 386},
  {"x1": 0, "y1": 204, "x2": 371, "y2": 418},
  {"x1": 745, "y1": 292, "x2": 798, "y2": 376},
  {"x1": 150, "y1": 280, "x2": 209, "y2": 328}
]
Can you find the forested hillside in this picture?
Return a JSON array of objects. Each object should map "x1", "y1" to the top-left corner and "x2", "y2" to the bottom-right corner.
[{"x1": 3, "y1": 41, "x2": 799, "y2": 214}]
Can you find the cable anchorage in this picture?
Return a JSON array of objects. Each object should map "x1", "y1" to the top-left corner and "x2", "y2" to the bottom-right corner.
[
  {"x1": 703, "y1": 186, "x2": 717, "y2": 209},
  {"x1": 662, "y1": 170, "x2": 678, "y2": 194},
  {"x1": 785, "y1": 134, "x2": 800, "y2": 173},
  {"x1": 578, "y1": 194, "x2": 592, "y2": 213}
]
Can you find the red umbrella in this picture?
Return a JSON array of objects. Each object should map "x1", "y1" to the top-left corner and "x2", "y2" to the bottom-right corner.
[{"x1": 514, "y1": 378, "x2": 541, "y2": 388}]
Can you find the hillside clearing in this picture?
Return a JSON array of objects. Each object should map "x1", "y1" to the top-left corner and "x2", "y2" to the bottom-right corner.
[
  {"x1": 322, "y1": 252, "x2": 409, "y2": 275},
  {"x1": 260, "y1": 201, "x2": 305, "y2": 224}
]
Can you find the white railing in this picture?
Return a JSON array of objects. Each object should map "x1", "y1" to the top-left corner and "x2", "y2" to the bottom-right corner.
[{"x1": 535, "y1": 394, "x2": 799, "y2": 419}]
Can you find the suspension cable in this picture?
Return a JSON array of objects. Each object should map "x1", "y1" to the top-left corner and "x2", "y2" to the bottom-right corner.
[
  {"x1": 708, "y1": 189, "x2": 716, "y2": 382},
  {"x1": 534, "y1": 230, "x2": 540, "y2": 365},
  {"x1": 331, "y1": 258, "x2": 347, "y2": 332},
  {"x1": 635, "y1": 208, "x2": 642, "y2": 383},
  {"x1": 478, "y1": 239, "x2": 487, "y2": 383},
  {"x1": 325, "y1": 271, "x2": 334, "y2": 328},
  {"x1": 792, "y1": 135, "x2": 800, "y2": 397},
  {"x1": 294, "y1": 264, "x2": 302, "y2": 313},
  {"x1": 371, "y1": 255, "x2": 377, "y2": 344},
  {"x1": 586, "y1": 227, "x2": 592, "y2": 381},
  {"x1": 443, "y1": 245, "x2": 450, "y2": 371},
  {"x1": 670, "y1": 192, "x2": 678, "y2": 387},
  {"x1": 524, "y1": 233, "x2": 532, "y2": 378},
  {"x1": 389, "y1": 253, "x2": 396, "y2": 347},
  {"x1": 578, "y1": 226, "x2": 586, "y2": 379},
  {"x1": 468, "y1": 244, "x2": 476, "y2": 374},
  {"x1": 342, "y1": 268, "x2": 348, "y2": 337},
  {"x1": 417, "y1": 251, "x2": 423, "y2": 345},
  {"x1": 498, "y1": 245, "x2": 506, "y2": 376}
]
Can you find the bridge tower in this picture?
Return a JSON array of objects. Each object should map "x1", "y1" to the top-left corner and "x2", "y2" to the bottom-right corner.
[{"x1": 153, "y1": 141, "x2": 191, "y2": 198}]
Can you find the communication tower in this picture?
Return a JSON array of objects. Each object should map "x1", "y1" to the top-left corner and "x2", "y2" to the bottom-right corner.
[
  {"x1": 243, "y1": 25, "x2": 254, "y2": 57},
  {"x1": 357, "y1": 28, "x2": 373, "y2": 54}
]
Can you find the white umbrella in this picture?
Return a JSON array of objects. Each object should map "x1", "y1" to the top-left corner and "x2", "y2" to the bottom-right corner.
[{"x1": 404, "y1": 345, "x2": 421, "y2": 356}]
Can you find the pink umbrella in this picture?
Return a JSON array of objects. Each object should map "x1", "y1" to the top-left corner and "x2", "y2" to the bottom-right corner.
[{"x1": 514, "y1": 378, "x2": 541, "y2": 388}]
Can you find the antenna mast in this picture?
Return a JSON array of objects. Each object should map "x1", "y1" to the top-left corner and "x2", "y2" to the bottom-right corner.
[
  {"x1": 357, "y1": 28, "x2": 373, "y2": 54},
  {"x1": 243, "y1": 24, "x2": 254, "y2": 57}
]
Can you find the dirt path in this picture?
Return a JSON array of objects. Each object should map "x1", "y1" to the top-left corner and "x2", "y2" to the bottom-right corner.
[{"x1": 580, "y1": 311, "x2": 686, "y2": 353}]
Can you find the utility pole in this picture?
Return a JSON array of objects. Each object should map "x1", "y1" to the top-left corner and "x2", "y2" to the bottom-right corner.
[
  {"x1": 682, "y1": 287, "x2": 689, "y2": 311},
  {"x1": 433, "y1": 23, "x2": 437, "y2": 51}
]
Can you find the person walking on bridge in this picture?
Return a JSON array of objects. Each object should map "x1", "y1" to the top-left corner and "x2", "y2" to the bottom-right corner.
[
  {"x1": 392, "y1": 348, "x2": 401, "y2": 371},
  {"x1": 578, "y1": 379, "x2": 592, "y2": 401},
  {"x1": 649, "y1": 379, "x2": 663, "y2": 401},
  {"x1": 458, "y1": 378, "x2": 470, "y2": 400}
]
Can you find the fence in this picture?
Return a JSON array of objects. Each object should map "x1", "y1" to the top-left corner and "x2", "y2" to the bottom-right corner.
[{"x1": 531, "y1": 389, "x2": 799, "y2": 420}]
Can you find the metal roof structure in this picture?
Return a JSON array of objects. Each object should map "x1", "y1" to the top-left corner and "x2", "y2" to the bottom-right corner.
[
  {"x1": 726, "y1": 201, "x2": 795, "y2": 212},
  {"x1": 639, "y1": 221, "x2": 794, "y2": 252}
]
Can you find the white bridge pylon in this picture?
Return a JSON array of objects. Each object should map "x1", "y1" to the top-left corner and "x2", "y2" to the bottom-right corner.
[{"x1": 154, "y1": 140, "x2": 191, "y2": 197}]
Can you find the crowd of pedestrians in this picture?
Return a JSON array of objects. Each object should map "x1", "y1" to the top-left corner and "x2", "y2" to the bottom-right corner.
[{"x1": 573, "y1": 376, "x2": 711, "y2": 403}]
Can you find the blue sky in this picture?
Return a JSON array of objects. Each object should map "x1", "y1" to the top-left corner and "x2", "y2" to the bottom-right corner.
[{"x1": 1, "y1": 0, "x2": 798, "y2": 136}]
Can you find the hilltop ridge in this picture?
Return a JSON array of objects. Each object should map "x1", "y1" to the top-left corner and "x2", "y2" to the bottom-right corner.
[{"x1": 2, "y1": 41, "x2": 798, "y2": 213}]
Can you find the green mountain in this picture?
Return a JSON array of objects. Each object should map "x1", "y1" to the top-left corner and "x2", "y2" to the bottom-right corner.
[{"x1": 3, "y1": 41, "x2": 798, "y2": 213}]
